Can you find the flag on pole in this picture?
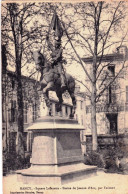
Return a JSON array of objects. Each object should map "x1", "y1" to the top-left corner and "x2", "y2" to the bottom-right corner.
[{"x1": 50, "y1": 13, "x2": 63, "y2": 38}]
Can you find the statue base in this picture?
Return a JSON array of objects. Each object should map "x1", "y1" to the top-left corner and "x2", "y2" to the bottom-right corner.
[{"x1": 17, "y1": 116, "x2": 97, "y2": 185}]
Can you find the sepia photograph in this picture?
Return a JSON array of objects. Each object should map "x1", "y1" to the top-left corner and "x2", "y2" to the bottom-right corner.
[{"x1": 1, "y1": 1, "x2": 128, "y2": 193}]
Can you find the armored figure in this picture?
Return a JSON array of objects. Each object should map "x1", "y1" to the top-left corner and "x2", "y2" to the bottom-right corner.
[{"x1": 46, "y1": 35, "x2": 66, "y2": 91}]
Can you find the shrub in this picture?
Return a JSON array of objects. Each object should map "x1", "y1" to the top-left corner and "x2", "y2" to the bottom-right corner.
[
  {"x1": 3, "y1": 151, "x2": 31, "y2": 175},
  {"x1": 84, "y1": 147, "x2": 124, "y2": 173},
  {"x1": 84, "y1": 151, "x2": 105, "y2": 168}
]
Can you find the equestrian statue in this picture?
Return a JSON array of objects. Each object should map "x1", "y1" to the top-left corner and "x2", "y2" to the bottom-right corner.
[
  {"x1": 33, "y1": 49, "x2": 76, "y2": 118},
  {"x1": 33, "y1": 13, "x2": 76, "y2": 118}
]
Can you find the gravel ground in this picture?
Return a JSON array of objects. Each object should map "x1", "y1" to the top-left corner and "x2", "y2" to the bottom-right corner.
[{"x1": 2, "y1": 171, "x2": 128, "y2": 194}]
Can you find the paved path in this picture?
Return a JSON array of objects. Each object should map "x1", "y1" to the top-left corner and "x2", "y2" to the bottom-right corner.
[{"x1": 3, "y1": 171, "x2": 128, "y2": 194}]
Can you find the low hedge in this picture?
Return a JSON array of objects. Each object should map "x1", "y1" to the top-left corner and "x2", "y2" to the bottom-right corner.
[{"x1": 84, "y1": 147, "x2": 126, "y2": 173}]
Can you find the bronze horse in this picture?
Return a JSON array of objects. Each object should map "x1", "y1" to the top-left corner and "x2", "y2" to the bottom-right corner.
[{"x1": 33, "y1": 50, "x2": 76, "y2": 118}]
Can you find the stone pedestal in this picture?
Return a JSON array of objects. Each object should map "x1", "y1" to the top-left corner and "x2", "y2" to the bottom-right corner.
[{"x1": 17, "y1": 117, "x2": 97, "y2": 185}]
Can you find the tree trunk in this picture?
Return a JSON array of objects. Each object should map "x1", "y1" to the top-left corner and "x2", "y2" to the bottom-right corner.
[
  {"x1": 90, "y1": 7, "x2": 99, "y2": 151},
  {"x1": 16, "y1": 131, "x2": 24, "y2": 159},
  {"x1": 91, "y1": 85, "x2": 98, "y2": 151},
  {"x1": 16, "y1": 78, "x2": 24, "y2": 158},
  {"x1": 91, "y1": 61, "x2": 98, "y2": 151},
  {"x1": 16, "y1": 50, "x2": 25, "y2": 159}
]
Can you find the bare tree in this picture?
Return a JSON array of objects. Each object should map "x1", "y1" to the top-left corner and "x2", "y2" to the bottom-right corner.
[
  {"x1": 57, "y1": 2, "x2": 128, "y2": 151},
  {"x1": 1, "y1": 2, "x2": 45, "y2": 158}
]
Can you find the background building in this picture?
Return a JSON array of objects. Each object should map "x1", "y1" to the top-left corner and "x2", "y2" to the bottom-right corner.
[{"x1": 82, "y1": 46, "x2": 128, "y2": 151}]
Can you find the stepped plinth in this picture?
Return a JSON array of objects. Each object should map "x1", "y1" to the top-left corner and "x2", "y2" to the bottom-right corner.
[{"x1": 17, "y1": 116, "x2": 97, "y2": 185}]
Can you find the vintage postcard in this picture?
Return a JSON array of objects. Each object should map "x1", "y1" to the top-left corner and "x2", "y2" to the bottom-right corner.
[{"x1": 1, "y1": 0, "x2": 128, "y2": 194}]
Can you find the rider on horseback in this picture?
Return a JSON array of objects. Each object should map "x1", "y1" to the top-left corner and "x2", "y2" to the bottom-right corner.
[{"x1": 46, "y1": 34, "x2": 66, "y2": 91}]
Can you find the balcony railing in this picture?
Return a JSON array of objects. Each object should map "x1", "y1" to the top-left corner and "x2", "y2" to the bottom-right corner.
[{"x1": 86, "y1": 104, "x2": 127, "y2": 114}]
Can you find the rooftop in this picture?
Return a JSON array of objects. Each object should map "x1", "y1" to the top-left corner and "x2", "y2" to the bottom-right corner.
[{"x1": 82, "y1": 46, "x2": 128, "y2": 64}]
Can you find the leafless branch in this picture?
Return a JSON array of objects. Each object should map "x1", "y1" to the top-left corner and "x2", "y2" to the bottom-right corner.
[
  {"x1": 62, "y1": 21, "x2": 93, "y2": 83},
  {"x1": 96, "y1": 56, "x2": 127, "y2": 102}
]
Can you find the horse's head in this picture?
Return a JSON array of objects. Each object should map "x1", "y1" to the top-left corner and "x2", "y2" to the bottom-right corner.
[{"x1": 33, "y1": 50, "x2": 45, "y2": 72}]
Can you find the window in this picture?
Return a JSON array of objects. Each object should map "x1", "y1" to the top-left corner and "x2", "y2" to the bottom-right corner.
[
  {"x1": 106, "y1": 114, "x2": 118, "y2": 135},
  {"x1": 108, "y1": 86, "x2": 112, "y2": 104},
  {"x1": 108, "y1": 65, "x2": 115, "y2": 76},
  {"x1": 126, "y1": 86, "x2": 128, "y2": 102},
  {"x1": 108, "y1": 86, "x2": 116, "y2": 104}
]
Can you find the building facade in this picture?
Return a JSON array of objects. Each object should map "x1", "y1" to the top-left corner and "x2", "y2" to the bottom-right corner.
[{"x1": 82, "y1": 46, "x2": 128, "y2": 151}]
